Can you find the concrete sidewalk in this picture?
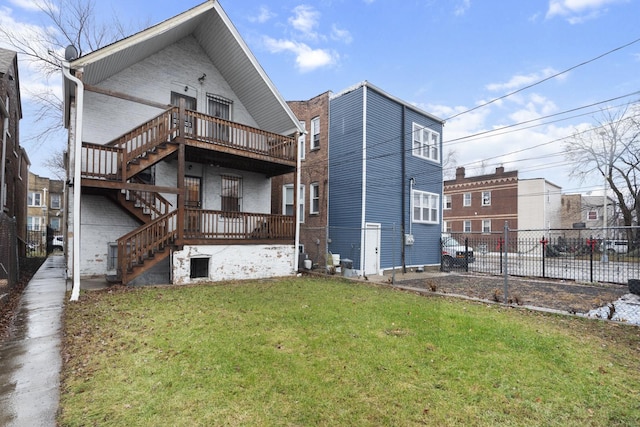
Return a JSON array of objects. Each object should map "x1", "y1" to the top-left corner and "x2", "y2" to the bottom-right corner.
[{"x1": 0, "y1": 255, "x2": 67, "y2": 427}]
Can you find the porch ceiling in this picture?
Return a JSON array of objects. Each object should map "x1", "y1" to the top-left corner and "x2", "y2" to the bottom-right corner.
[{"x1": 183, "y1": 146, "x2": 295, "y2": 177}]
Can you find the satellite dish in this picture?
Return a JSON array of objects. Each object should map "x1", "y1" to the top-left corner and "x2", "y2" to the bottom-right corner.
[{"x1": 64, "y1": 45, "x2": 78, "y2": 61}]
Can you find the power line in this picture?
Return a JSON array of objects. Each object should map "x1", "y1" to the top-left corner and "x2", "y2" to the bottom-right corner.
[{"x1": 443, "y1": 36, "x2": 640, "y2": 121}]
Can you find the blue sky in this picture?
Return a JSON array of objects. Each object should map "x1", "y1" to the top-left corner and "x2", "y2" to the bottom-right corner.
[{"x1": 2, "y1": 0, "x2": 639, "y2": 194}]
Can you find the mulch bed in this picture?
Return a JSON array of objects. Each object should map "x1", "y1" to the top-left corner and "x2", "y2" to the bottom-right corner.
[{"x1": 392, "y1": 272, "x2": 629, "y2": 314}]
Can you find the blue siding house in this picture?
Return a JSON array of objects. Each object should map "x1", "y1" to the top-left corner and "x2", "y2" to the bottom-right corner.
[{"x1": 328, "y1": 82, "x2": 444, "y2": 276}]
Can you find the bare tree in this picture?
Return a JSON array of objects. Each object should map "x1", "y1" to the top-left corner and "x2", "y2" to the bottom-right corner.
[
  {"x1": 0, "y1": 0, "x2": 133, "y2": 168},
  {"x1": 442, "y1": 148, "x2": 458, "y2": 180},
  {"x1": 42, "y1": 149, "x2": 67, "y2": 180},
  {"x1": 564, "y1": 103, "x2": 640, "y2": 242}
]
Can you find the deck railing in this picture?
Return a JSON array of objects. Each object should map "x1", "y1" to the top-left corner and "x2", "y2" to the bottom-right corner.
[
  {"x1": 117, "y1": 210, "x2": 178, "y2": 283},
  {"x1": 81, "y1": 107, "x2": 296, "y2": 180},
  {"x1": 184, "y1": 209, "x2": 295, "y2": 240}
]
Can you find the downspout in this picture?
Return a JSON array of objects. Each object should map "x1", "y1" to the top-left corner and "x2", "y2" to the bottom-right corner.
[
  {"x1": 0, "y1": 97, "x2": 8, "y2": 210},
  {"x1": 61, "y1": 61, "x2": 83, "y2": 301},
  {"x1": 359, "y1": 86, "x2": 367, "y2": 274},
  {"x1": 294, "y1": 131, "x2": 301, "y2": 272},
  {"x1": 401, "y1": 105, "x2": 406, "y2": 273}
]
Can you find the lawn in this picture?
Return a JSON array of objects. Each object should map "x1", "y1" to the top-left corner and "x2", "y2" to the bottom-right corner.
[{"x1": 59, "y1": 277, "x2": 640, "y2": 426}]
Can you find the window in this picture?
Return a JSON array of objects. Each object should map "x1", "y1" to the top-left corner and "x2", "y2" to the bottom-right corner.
[
  {"x1": 443, "y1": 221, "x2": 452, "y2": 233},
  {"x1": 412, "y1": 123, "x2": 440, "y2": 162},
  {"x1": 190, "y1": 258, "x2": 209, "y2": 279},
  {"x1": 587, "y1": 210, "x2": 598, "y2": 220},
  {"x1": 221, "y1": 175, "x2": 242, "y2": 212},
  {"x1": 482, "y1": 219, "x2": 491, "y2": 233},
  {"x1": 412, "y1": 190, "x2": 439, "y2": 224},
  {"x1": 463, "y1": 193, "x2": 471, "y2": 207},
  {"x1": 28, "y1": 192, "x2": 42, "y2": 207},
  {"x1": 310, "y1": 182, "x2": 320, "y2": 214},
  {"x1": 27, "y1": 216, "x2": 41, "y2": 231},
  {"x1": 482, "y1": 191, "x2": 491, "y2": 206},
  {"x1": 443, "y1": 195, "x2": 452, "y2": 210},
  {"x1": 207, "y1": 93, "x2": 232, "y2": 141},
  {"x1": 50, "y1": 194, "x2": 61, "y2": 209},
  {"x1": 107, "y1": 243, "x2": 118, "y2": 271},
  {"x1": 463, "y1": 220, "x2": 472, "y2": 233},
  {"x1": 310, "y1": 116, "x2": 320, "y2": 150},
  {"x1": 299, "y1": 121, "x2": 306, "y2": 160},
  {"x1": 50, "y1": 217, "x2": 60, "y2": 231},
  {"x1": 284, "y1": 184, "x2": 305, "y2": 223}
]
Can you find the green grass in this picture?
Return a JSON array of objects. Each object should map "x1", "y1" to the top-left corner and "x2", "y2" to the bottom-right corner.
[{"x1": 59, "y1": 277, "x2": 640, "y2": 426}]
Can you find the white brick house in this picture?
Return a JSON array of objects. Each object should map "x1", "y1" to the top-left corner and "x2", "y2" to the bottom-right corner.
[{"x1": 62, "y1": 1, "x2": 303, "y2": 296}]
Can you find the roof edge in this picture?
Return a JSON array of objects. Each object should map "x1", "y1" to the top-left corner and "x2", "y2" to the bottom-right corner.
[{"x1": 69, "y1": 1, "x2": 216, "y2": 69}]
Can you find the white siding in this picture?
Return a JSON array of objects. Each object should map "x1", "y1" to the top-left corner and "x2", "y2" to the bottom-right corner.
[{"x1": 518, "y1": 179, "x2": 562, "y2": 230}]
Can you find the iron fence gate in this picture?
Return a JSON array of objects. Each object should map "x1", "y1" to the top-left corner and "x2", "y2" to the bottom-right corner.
[{"x1": 444, "y1": 226, "x2": 640, "y2": 286}]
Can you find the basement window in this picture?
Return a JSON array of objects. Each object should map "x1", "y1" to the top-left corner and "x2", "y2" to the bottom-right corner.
[
  {"x1": 107, "y1": 243, "x2": 118, "y2": 271},
  {"x1": 190, "y1": 258, "x2": 209, "y2": 279}
]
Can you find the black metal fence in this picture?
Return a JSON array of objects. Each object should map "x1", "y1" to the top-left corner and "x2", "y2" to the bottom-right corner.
[
  {"x1": 445, "y1": 226, "x2": 640, "y2": 286},
  {"x1": 0, "y1": 213, "x2": 19, "y2": 292}
]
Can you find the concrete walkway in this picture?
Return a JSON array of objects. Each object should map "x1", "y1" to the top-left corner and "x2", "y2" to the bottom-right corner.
[{"x1": 0, "y1": 255, "x2": 67, "y2": 427}]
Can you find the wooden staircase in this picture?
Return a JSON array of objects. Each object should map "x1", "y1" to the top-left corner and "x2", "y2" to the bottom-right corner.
[
  {"x1": 117, "y1": 211, "x2": 179, "y2": 285},
  {"x1": 79, "y1": 104, "x2": 298, "y2": 285}
]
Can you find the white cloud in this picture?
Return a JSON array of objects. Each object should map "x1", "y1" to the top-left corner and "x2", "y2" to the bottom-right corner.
[
  {"x1": 486, "y1": 67, "x2": 564, "y2": 92},
  {"x1": 9, "y1": 0, "x2": 57, "y2": 13},
  {"x1": 454, "y1": 0, "x2": 471, "y2": 16},
  {"x1": 289, "y1": 5, "x2": 321, "y2": 40},
  {"x1": 546, "y1": 0, "x2": 627, "y2": 23},
  {"x1": 263, "y1": 36, "x2": 337, "y2": 72},
  {"x1": 248, "y1": 6, "x2": 276, "y2": 24},
  {"x1": 330, "y1": 25, "x2": 352, "y2": 44}
]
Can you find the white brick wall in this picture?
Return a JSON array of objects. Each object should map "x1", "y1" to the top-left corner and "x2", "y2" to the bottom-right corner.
[
  {"x1": 80, "y1": 195, "x2": 140, "y2": 276},
  {"x1": 172, "y1": 244, "x2": 295, "y2": 285},
  {"x1": 83, "y1": 36, "x2": 258, "y2": 144}
]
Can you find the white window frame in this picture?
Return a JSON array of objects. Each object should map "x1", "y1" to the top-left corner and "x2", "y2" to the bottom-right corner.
[
  {"x1": 443, "y1": 194, "x2": 452, "y2": 210},
  {"x1": 310, "y1": 116, "x2": 320, "y2": 150},
  {"x1": 28, "y1": 192, "x2": 42, "y2": 207},
  {"x1": 412, "y1": 190, "x2": 439, "y2": 224},
  {"x1": 283, "y1": 184, "x2": 305, "y2": 223},
  {"x1": 310, "y1": 182, "x2": 320, "y2": 215},
  {"x1": 587, "y1": 210, "x2": 598, "y2": 220},
  {"x1": 463, "y1": 193, "x2": 471, "y2": 207},
  {"x1": 27, "y1": 216, "x2": 41, "y2": 231},
  {"x1": 412, "y1": 123, "x2": 440, "y2": 162},
  {"x1": 50, "y1": 193, "x2": 61, "y2": 209},
  {"x1": 482, "y1": 219, "x2": 491, "y2": 233},
  {"x1": 481, "y1": 191, "x2": 491, "y2": 206},
  {"x1": 463, "y1": 220, "x2": 472, "y2": 233}
]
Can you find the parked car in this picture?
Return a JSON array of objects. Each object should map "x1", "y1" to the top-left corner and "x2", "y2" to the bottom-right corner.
[
  {"x1": 52, "y1": 236, "x2": 64, "y2": 251},
  {"x1": 441, "y1": 235, "x2": 475, "y2": 268},
  {"x1": 602, "y1": 240, "x2": 628, "y2": 254}
]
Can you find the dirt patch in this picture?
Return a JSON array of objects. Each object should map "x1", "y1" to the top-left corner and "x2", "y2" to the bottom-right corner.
[{"x1": 392, "y1": 272, "x2": 629, "y2": 314}]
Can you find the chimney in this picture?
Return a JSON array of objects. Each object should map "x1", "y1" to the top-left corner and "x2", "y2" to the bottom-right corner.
[
  {"x1": 496, "y1": 166, "x2": 504, "y2": 175},
  {"x1": 456, "y1": 167, "x2": 465, "y2": 179}
]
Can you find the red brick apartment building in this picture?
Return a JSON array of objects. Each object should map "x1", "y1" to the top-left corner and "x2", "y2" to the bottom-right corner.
[
  {"x1": 271, "y1": 92, "x2": 330, "y2": 267},
  {"x1": 443, "y1": 166, "x2": 518, "y2": 234}
]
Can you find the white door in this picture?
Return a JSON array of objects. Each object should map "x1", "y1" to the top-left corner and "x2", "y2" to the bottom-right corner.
[{"x1": 363, "y1": 223, "x2": 381, "y2": 276}]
